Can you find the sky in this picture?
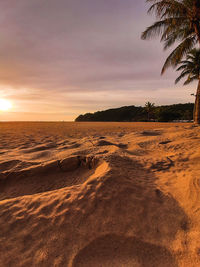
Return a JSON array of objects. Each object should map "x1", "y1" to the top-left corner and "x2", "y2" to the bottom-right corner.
[{"x1": 0, "y1": 0, "x2": 196, "y2": 121}]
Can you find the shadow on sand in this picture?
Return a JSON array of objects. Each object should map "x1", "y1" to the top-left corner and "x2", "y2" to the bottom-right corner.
[{"x1": 71, "y1": 155, "x2": 188, "y2": 267}]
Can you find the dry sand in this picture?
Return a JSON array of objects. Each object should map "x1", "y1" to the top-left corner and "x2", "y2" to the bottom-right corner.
[{"x1": 0, "y1": 122, "x2": 200, "y2": 266}]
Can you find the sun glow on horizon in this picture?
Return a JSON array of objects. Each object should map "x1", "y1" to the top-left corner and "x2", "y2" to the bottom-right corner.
[{"x1": 0, "y1": 99, "x2": 12, "y2": 111}]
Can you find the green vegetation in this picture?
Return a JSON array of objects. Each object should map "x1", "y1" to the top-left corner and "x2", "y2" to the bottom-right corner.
[
  {"x1": 175, "y1": 49, "x2": 200, "y2": 86},
  {"x1": 75, "y1": 103, "x2": 194, "y2": 122},
  {"x1": 141, "y1": 0, "x2": 200, "y2": 124},
  {"x1": 145, "y1": 102, "x2": 155, "y2": 121}
]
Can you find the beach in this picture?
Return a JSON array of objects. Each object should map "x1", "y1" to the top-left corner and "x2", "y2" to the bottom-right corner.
[{"x1": 0, "y1": 122, "x2": 200, "y2": 266}]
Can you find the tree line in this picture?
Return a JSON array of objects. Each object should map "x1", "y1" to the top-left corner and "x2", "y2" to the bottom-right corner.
[{"x1": 75, "y1": 103, "x2": 194, "y2": 122}]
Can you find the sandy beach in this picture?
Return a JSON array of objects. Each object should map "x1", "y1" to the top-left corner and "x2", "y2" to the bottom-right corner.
[{"x1": 0, "y1": 122, "x2": 200, "y2": 266}]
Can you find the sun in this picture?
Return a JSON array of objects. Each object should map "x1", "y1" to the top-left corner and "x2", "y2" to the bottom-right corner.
[{"x1": 0, "y1": 99, "x2": 12, "y2": 111}]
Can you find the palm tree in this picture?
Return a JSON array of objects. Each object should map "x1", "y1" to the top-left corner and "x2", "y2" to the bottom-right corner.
[
  {"x1": 141, "y1": 0, "x2": 200, "y2": 124},
  {"x1": 175, "y1": 49, "x2": 200, "y2": 85},
  {"x1": 175, "y1": 48, "x2": 200, "y2": 121},
  {"x1": 145, "y1": 101, "x2": 155, "y2": 121}
]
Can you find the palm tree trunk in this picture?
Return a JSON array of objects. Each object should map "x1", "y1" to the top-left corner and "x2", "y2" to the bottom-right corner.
[
  {"x1": 194, "y1": 1, "x2": 200, "y2": 42},
  {"x1": 193, "y1": 1, "x2": 200, "y2": 124},
  {"x1": 194, "y1": 78, "x2": 200, "y2": 124}
]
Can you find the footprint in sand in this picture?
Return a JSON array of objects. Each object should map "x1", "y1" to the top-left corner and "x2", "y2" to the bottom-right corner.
[
  {"x1": 159, "y1": 140, "x2": 172, "y2": 145},
  {"x1": 140, "y1": 131, "x2": 161, "y2": 136},
  {"x1": 31, "y1": 150, "x2": 53, "y2": 160},
  {"x1": 96, "y1": 150, "x2": 109, "y2": 155},
  {"x1": 72, "y1": 234, "x2": 176, "y2": 267},
  {"x1": 60, "y1": 143, "x2": 81, "y2": 150},
  {"x1": 150, "y1": 157, "x2": 174, "y2": 172},
  {"x1": 99, "y1": 136, "x2": 106, "y2": 139},
  {"x1": 96, "y1": 140, "x2": 127, "y2": 149},
  {"x1": 97, "y1": 140, "x2": 115, "y2": 146}
]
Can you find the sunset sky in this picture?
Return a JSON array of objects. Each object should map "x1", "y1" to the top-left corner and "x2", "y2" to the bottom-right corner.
[{"x1": 0, "y1": 0, "x2": 196, "y2": 121}]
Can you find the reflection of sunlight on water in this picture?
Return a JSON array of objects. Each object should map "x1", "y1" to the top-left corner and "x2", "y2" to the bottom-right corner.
[{"x1": 0, "y1": 99, "x2": 12, "y2": 111}]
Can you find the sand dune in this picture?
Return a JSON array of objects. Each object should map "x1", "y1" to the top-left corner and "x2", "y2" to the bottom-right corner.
[{"x1": 0, "y1": 122, "x2": 200, "y2": 266}]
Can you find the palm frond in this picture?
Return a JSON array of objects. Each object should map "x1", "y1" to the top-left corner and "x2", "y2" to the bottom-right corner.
[
  {"x1": 176, "y1": 63, "x2": 192, "y2": 71},
  {"x1": 161, "y1": 35, "x2": 197, "y2": 74},
  {"x1": 147, "y1": 0, "x2": 188, "y2": 18},
  {"x1": 175, "y1": 48, "x2": 200, "y2": 85},
  {"x1": 175, "y1": 70, "x2": 191, "y2": 83},
  {"x1": 183, "y1": 75, "x2": 198, "y2": 85},
  {"x1": 141, "y1": 20, "x2": 169, "y2": 40},
  {"x1": 163, "y1": 27, "x2": 193, "y2": 50}
]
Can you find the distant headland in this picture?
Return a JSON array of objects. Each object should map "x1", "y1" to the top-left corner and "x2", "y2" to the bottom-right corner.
[{"x1": 75, "y1": 103, "x2": 194, "y2": 122}]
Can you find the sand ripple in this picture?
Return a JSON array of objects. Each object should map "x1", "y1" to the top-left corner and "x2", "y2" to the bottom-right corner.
[{"x1": 0, "y1": 122, "x2": 200, "y2": 266}]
